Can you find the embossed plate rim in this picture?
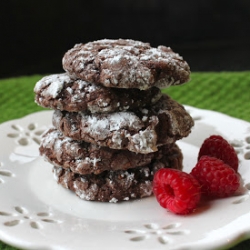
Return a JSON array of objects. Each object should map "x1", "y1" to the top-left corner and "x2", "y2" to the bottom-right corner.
[{"x1": 0, "y1": 107, "x2": 250, "y2": 250}]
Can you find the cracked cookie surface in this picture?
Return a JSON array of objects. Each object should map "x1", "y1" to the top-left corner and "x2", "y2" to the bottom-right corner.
[
  {"x1": 34, "y1": 73, "x2": 162, "y2": 113},
  {"x1": 53, "y1": 143, "x2": 183, "y2": 202},
  {"x1": 40, "y1": 128, "x2": 182, "y2": 175},
  {"x1": 62, "y1": 39, "x2": 190, "y2": 90},
  {"x1": 52, "y1": 94, "x2": 194, "y2": 154}
]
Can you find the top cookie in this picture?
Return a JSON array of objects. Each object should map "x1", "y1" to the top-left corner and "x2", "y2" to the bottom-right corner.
[{"x1": 62, "y1": 39, "x2": 190, "y2": 90}]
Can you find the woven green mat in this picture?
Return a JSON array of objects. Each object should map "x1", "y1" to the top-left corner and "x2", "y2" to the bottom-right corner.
[
  {"x1": 0, "y1": 72, "x2": 250, "y2": 250},
  {"x1": 163, "y1": 71, "x2": 250, "y2": 122},
  {"x1": 0, "y1": 72, "x2": 250, "y2": 124}
]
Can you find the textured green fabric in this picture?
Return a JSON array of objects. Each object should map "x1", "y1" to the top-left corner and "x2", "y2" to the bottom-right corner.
[
  {"x1": 0, "y1": 72, "x2": 250, "y2": 124},
  {"x1": 0, "y1": 75, "x2": 45, "y2": 124},
  {"x1": 163, "y1": 71, "x2": 250, "y2": 122},
  {"x1": 0, "y1": 72, "x2": 250, "y2": 250}
]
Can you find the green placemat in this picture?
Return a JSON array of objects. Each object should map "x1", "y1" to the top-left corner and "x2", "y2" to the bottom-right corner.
[
  {"x1": 163, "y1": 71, "x2": 250, "y2": 122},
  {"x1": 0, "y1": 72, "x2": 250, "y2": 250},
  {"x1": 0, "y1": 72, "x2": 250, "y2": 124}
]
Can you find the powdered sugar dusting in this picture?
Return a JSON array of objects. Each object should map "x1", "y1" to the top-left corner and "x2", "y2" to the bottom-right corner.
[
  {"x1": 62, "y1": 39, "x2": 190, "y2": 89},
  {"x1": 40, "y1": 129, "x2": 72, "y2": 163},
  {"x1": 34, "y1": 73, "x2": 100, "y2": 100},
  {"x1": 99, "y1": 48, "x2": 152, "y2": 89},
  {"x1": 80, "y1": 111, "x2": 144, "y2": 141},
  {"x1": 74, "y1": 179, "x2": 98, "y2": 201},
  {"x1": 34, "y1": 74, "x2": 69, "y2": 98},
  {"x1": 129, "y1": 128, "x2": 157, "y2": 153},
  {"x1": 52, "y1": 156, "x2": 175, "y2": 202},
  {"x1": 77, "y1": 111, "x2": 157, "y2": 151},
  {"x1": 109, "y1": 197, "x2": 118, "y2": 203},
  {"x1": 35, "y1": 73, "x2": 163, "y2": 113},
  {"x1": 52, "y1": 94, "x2": 194, "y2": 154}
]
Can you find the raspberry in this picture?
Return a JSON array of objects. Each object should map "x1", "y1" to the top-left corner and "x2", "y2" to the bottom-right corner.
[
  {"x1": 191, "y1": 156, "x2": 240, "y2": 198},
  {"x1": 153, "y1": 168, "x2": 201, "y2": 215},
  {"x1": 198, "y1": 135, "x2": 239, "y2": 172}
]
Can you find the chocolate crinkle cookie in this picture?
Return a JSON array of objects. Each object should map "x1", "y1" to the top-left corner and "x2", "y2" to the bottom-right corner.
[
  {"x1": 34, "y1": 73, "x2": 162, "y2": 113},
  {"x1": 52, "y1": 94, "x2": 194, "y2": 154},
  {"x1": 40, "y1": 127, "x2": 182, "y2": 175},
  {"x1": 62, "y1": 39, "x2": 190, "y2": 90},
  {"x1": 34, "y1": 37, "x2": 194, "y2": 203},
  {"x1": 53, "y1": 143, "x2": 183, "y2": 202}
]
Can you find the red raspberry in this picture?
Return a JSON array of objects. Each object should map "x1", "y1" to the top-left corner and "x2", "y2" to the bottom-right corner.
[
  {"x1": 191, "y1": 156, "x2": 240, "y2": 198},
  {"x1": 153, "y1": 168, "x2": 201, "y2": 215},
  {"x1": 198, "y1": 135, "x2": 239, "y2": 172}
]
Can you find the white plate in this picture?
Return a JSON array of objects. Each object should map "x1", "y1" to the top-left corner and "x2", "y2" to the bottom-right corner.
[{"x1": 0, "y1": 107, "x2": 250, "y2": 250}]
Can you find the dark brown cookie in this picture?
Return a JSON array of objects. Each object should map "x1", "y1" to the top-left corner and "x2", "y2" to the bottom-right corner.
[
  {"x1": 40, "y1": 127, "x2": 182, "y2": 175},
  {"x1": 53, "y1": 145, "x2": 183, "y2": 202},
  {"x1": 52, "y1": 94, "x2": 194, "y2": 154},
  {"x1": 34, "y1": 73, "x2": 162, "y2": 113},
  {"x1": 62, "y1": 39, "x2": 190, "y2": 90}
]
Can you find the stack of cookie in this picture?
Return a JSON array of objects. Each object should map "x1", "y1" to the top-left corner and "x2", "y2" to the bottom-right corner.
[{"x1": 34, "y1": 39, "x2": 194, "y2": 202}]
